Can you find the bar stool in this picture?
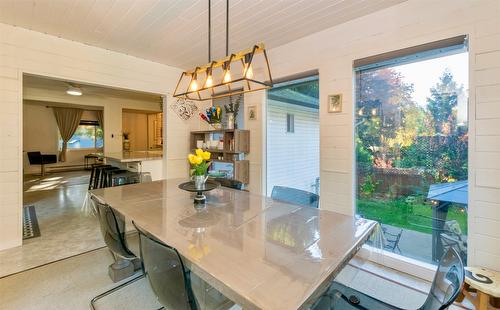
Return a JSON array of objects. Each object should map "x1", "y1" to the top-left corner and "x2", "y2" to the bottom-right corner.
[
  {"x1": 108, "y1": 170, "x2": 137, "y2": 187},
  {"x1": 89, "y1": 164, "x2": 111, "y2": 190},
  {"x1": 93, "y1": 166, "x2": 117, "y2": 189},
  {"x1": 99, "y1": 167, "x2": 122, "y2": 188}
]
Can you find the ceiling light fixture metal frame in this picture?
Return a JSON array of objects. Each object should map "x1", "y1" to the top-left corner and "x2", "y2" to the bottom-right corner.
[{"x1": 173, "y1": 0, "x2": 273, "y2": 101}]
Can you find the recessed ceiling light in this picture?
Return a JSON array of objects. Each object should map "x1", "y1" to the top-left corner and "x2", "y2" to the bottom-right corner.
[{"x1": 66, "y1": 85, "x2": 82, "y2": 96}]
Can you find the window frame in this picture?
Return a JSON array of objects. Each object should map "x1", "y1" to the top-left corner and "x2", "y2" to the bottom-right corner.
[
  {"x1": 353, "y1": 37, "x2": 469, "y2": 279},
  {"x1": 59, "y1": 120, "x2": 103, "y2": 151}
]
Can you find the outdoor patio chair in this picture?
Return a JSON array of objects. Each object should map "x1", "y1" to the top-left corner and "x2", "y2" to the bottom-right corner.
[
  {"x1": 271, "y1": 186, "x2": 319, "y2": 208},
  {"x1": 410, "y1": 214, "x2": 467, "y2": 264},
  {"x1": 382, "y1": 226, "x2": 403, "y2": 253},
  {"x1": 312, "y1": 248, "x2": 464, "y2": 310},
  {"x1": 440, "y1": 222, "x2": 467, "y2": 265}
]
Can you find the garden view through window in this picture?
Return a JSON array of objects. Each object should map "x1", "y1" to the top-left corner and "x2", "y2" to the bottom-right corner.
[
  {"x1": 355, "y1": 46, "x2": 468, "y2": 265},
  {"x1": 59, "y1": 121, "x2": 103, "y2": 149}
]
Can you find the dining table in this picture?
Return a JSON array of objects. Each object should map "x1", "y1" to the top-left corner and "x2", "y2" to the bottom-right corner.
[{"x1": 90, "y1": 179, "x2": 377, "y2": 310}]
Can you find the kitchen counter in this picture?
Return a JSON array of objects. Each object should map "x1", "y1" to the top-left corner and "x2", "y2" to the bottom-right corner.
[
  {"x1": 103, "y1": 150, "x2": 162, "y2": 163},
  {"x1": 103, "y1": 151, "x2": 163, "y2": 181}
]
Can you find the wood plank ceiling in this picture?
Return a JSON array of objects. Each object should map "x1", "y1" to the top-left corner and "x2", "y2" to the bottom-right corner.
[{"x1": 0, "y1": 0, "x2": 406, "y2": 69}]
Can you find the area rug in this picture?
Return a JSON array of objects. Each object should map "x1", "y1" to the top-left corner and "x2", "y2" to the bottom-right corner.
[{"x1": 23, "y1": 205, "x2": 40, "y2": 240}]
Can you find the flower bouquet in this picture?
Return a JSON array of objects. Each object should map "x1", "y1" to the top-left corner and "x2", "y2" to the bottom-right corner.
[{"x1": 188, "y1": 149, "x2": 211, "y2": 189}]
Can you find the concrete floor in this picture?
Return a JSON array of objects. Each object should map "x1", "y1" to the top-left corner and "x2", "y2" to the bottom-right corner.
[
  {"x1": 0, "y1": 239, "x2": 470, "y2": 310},
  {"x1": 0, "y1": 171, "x2": 103, "y2": 278},
  {"x1": 0, "y1": 171, "x2": 472, "y2": 309}
]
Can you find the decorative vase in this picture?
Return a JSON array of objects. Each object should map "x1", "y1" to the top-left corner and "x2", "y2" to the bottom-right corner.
[
  {"x1": 123, "y1": 139, "x2": 131, "y2": 151},
  {"x1": 211, "y1": 123, "x2": 222, "y2": 130},
  {"x1": 193, "y1": 175, "x2": 208, "y2": 190},
  {"x1": 226, "y1": 112, "x2": 235, "y2": 129}
]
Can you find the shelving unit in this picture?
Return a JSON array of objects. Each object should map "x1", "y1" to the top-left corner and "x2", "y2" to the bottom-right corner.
[{"x1": 190, "y1": 129, "x2": 250, "y2": 184}]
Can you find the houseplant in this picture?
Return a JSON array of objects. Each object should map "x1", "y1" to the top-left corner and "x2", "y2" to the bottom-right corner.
[
  {"x1": 188, "y1": 149, "x2": 211, "y2": 189},
  {"x1": 123, "y1": 132, "x2": 131, "y2": 151},
  {"x1": 224, "y1": 95, "x2": 241, "y2": 129}
]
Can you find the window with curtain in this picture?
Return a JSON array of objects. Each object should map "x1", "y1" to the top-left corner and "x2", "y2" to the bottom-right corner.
[{"x1": 59, "y1": 120, "x2": 103, "y2": 149}]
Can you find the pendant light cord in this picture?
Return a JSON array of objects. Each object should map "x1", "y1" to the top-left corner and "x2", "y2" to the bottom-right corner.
[
  {"x1": 208, "y1": 0, "x2": 211, "y2": 62},
  {"x1": 226, "y1": 0, "x2": 229, "y2": 56}
]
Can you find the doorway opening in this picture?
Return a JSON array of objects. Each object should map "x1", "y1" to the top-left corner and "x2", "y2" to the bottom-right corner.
[{"x1": 0, "y1": 74, "x2": 162, "y2": 278}]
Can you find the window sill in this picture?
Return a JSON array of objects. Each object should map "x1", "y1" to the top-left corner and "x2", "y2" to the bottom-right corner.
[{"x1": 357, "y1": 245, "x2": 437, "y2": 282}]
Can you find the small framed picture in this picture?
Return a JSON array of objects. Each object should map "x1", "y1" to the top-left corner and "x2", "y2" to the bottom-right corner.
[
  {"x1": 248, "y1": 105, "x2": 257, "y2": 120},
  {"x1": 328, "y1": 94, "x2": 342, "y2": 113}
]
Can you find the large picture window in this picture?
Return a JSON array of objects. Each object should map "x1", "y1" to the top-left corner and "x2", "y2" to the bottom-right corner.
[
  {"x1": 266, "y1": 76, "x2": 319, "y2": 196},
  {"x1": 355, "y1": 40, "x2": 468, "y2": 265},
  {"x1": 59, "y1": 120, "x2": 103, "y2": 149}
]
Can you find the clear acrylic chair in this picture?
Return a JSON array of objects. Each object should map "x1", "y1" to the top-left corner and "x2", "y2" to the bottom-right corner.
[
  {"x1": 90, "y1": 196, "x2": 144, "y2": 309},
  {"x1": 312, "y1": 247, "x2": 464, "y2": 310},
  {"x1": 271, "y1": 186, "x2": 319, "y2": 208},
  {"x1": 133, "y1": 221, "x2": 234, "y2": 310}
]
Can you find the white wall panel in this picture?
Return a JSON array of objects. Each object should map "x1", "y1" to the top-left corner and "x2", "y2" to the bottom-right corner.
[
  {"x1": 246, "y1": 0, "x2": 500, "y2": 270},
  {"x1": 0, "y1": 23, "x2": 194, "y2": 250}
]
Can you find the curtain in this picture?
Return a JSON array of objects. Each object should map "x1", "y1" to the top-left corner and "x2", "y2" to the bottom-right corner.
[
  {"x1": 96, "y1": 110, "x2": 104, "y2": 130},
  {"x1": 53, "y1": 107, "x2": 83, "y2": 162}
]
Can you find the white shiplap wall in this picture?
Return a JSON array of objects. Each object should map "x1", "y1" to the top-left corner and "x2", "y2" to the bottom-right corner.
[
  {"x1": 0, "y1": 23, "x2": 202, "y2": 250},
  {"x1": 245, "y1": 0, "x2": 500, "y2": 270}
]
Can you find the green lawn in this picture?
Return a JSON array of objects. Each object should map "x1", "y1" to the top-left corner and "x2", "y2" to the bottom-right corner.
[{"x1": 357, "y1": 197, "x2": 468, "y2": 235}]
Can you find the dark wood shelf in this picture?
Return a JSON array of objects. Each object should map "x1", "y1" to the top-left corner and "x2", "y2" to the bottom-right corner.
[
  {"x1": 210, "y1": 159, "x2": 233, "y2": 163},
  {"x1": 190, "y1": 129, "x2": 250, "y2": 184},
  {"x1": 191, "y1": 148, "x2": 244, "y2": 154}
]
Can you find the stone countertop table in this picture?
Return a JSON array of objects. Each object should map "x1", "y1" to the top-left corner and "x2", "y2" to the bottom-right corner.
[{"x1": 90, "y1": 179, "x2": 376, "y2": 310}]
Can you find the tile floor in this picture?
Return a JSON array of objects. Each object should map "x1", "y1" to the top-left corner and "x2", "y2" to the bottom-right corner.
[{"x1": 0, "y1": 171, "x2": 103, "y2": 278}]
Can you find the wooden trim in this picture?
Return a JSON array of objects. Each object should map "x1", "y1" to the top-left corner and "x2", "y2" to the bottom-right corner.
[{"x1": 270, "y1": 69, "x2": 319, "y2": 85}]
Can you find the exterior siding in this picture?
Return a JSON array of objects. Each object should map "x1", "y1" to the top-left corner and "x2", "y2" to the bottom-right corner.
[{"x1": 266, "y1": 99, "x2": 319, "y2": 195}]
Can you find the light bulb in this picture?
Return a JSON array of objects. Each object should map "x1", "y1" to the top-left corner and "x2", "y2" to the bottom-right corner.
[
  {"x1": 205, "y1": 75, "x2": 213, "y2": 87},
  {"x1": 189, "y1": 79, "x2": 198, "y2": 91},
  {"x1": 245, "y1": 64, "x2": 253, "y2": 79},
  {"x1": 223, "y1": 70, "x2": 231, "y2": 83},
  {"x1": 66, "y1": 86, "x2": 82, "y2": 96},
  {"x1": 371, "y1": 108, "x2": 377, "y2": 116},
  {"x1": 358, "y1": 109, "x2": 363, "y2": 116}
]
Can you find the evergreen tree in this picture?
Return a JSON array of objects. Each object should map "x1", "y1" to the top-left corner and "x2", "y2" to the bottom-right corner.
[{"x1": 427, "y1": 70, "x2": 463, "y2": 135}]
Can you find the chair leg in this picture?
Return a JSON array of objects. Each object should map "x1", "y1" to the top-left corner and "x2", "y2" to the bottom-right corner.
[
  {"x1": 41, "y1": 164, "x2": 45, "y2": 177},
  {"x1": 90, "y1": 272, "x2": 145, "y2": 310}
]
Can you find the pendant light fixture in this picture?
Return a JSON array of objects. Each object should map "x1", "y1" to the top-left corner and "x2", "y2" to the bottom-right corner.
[
  {"x1": 173, "y1": 0, "x2": 273, "y2": 101},
  {"x1": 66, "y1": 84, "x2": 82, "y2": 96}
]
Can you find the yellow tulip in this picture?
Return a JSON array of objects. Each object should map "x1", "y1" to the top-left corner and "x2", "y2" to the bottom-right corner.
[
  {"x1": 195, "y1": 148, "x2": 204, "y2": 157},
  {"x1": 201, "y1": 151, "x2": 211, "y2": 160},
  {"x1": 188, "y1": 154, "x2": 197, "y2": 165},
  {"x1": 194, "y1": 156, "x2": 203, "y2": 165}
]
